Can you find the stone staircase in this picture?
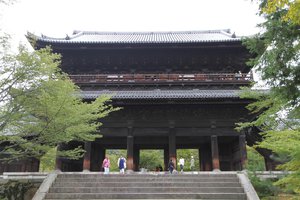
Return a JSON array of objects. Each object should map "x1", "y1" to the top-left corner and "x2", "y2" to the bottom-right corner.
[{"x1": 42, "y1": 172, "x2": 251, "y2": 200}]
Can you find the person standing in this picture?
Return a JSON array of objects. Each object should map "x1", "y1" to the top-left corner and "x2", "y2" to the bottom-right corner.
[
  {"x1": 102, "y1": 156, "x2": 110, "y2": 174},
  {"x1": 118, "y1": 156, "x2": 126, "y2": 174},
  {"x1": 168, "y1": 159, "x2": 175, "y2": 174},
  {"x1": 190, "y1": 156, "x2": 195, "y2": 171},
  {"x1": 179, "y1": 157, "x2": 185, "y2": 172}
]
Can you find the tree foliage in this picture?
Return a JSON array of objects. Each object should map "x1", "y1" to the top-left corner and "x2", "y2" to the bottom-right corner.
[
  {"x1": 0, "y1": 38, "x2": 119, "y2": 162},
  {"x1": 106, "y1": 149, "x2": 127, "y2": 172},
  {"x1": 260, "y1": 0, "x2": 300, "y2": 25},
  {"x1": 0, "y1": 180, "x2": 34, "y2": 200},
  {"x1": 239, "y1": 0, "x2": 300, "y2": 193},
  {"x1": 246, "y1": 146, "x2": 266, "y2": 171},
  {"x1": 139, "y1": 150, "x2": 164, "y2": 171},
  {"x1": 39, "y1": 147, "x2": 56, "y2": 172},
  {"x1": 177, "y1": 149, "x2": 199, "y2": 171}
]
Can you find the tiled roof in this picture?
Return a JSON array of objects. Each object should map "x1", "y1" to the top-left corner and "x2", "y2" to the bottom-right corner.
[
  {"x1": 32, "y1": 30, "x2": 240, "y2": 44},
  {"x1": 81, "y1": 89, "x2": 241, "y2": 100}
]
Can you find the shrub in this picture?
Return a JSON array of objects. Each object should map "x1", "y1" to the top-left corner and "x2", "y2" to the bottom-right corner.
[
  {"x1": 0, "y1": 180, "x2": 34, "y2": 200},
  {"x1": 249, "y1": 175, "x2": 280, "y2": 198}
]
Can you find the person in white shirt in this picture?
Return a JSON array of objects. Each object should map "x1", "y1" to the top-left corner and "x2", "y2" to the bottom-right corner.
[
  {"x1": 179, "y1": 157, "x2": 185, "y2": 172},
  {"x1": 190, "y1": 156, "x2": 195, "y2": 171}
]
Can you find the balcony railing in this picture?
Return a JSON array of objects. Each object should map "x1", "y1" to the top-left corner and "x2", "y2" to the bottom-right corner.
[{"x1": 69, "y1": 73, "x2": 253, "y2": 84}]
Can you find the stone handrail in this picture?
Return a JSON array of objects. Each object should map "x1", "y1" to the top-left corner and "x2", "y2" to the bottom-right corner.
[
  {"x1": 0, "y1": 172, "x2": 48, "y2": 183},
  {"x1": 238, "y1": 172, "x2": 260, "y2": 200},
  {"x1": 31, "y1": 171, "x2": 58, "y2": 200}
]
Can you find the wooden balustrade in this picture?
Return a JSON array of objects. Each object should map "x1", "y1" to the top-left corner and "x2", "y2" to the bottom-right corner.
[{"x1": 69, "y1": 73, "x2": 253, "y2": 84}]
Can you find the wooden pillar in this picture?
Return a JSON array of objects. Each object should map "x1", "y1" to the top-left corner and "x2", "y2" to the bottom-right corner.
[
  {"x1": 133, "y1": 147, "x2": 139, "y2": 171},
  {"x1": 21, "y1": 160, "x2": 27, "y2": 172},
  {"x1": 239, "y1": 135, "x2": 247, "y2": 170},
  {"x1": 55, "y1": 144, "x2": 63, "y2": 171},
  {"x1": 127, "y1": 136, "x2": 134, "y2": 171},
  {"x1": 99, "y1": 148, "x2": 106, "y2": 172},
  {"x1": 164, "y1": 148, "x2": 169, "y2": 171},
  {"x1": 199, "y1": 148, "x2": 202, "y2": 171},
  {"x1": 127, "y1": 127, "x2": 134, "y2": 171},
  {"x1": 264, "y1": 157, "x2": 276, "y2": 171},
  {"x1": 83, "y1": 142, "x2": 92, "y2": 171},
  {"x1": 91, "y1": 143, "x2": 105, "y2": 172},
  {"x1": 200, "y1": 144, "x2": 212, "y2": 171},
  {"x1": 169, "y1": 128, "x2": 176, "y2": 169},
  {"x1": 211, "y1": 135, "x2": 220, "y2": 171},
  {"x1": 31, "y1": 158, "x2": 40, "y2": 172}
]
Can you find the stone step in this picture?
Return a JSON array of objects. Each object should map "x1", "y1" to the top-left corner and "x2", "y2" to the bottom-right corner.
[
  {"x1": 57, "y1": 174, "x2": 238, "y2": 178},
  {"x1": 52, "y1": 181, "x2": 241, "y2": 188},
  {"x1": 54, "y1": 177, "x2": 239, "y2": 183},
  {"x1": 43, "y1": 173, "x2": 249, "y2": 200},
  {"x1": 49, "y1": 186, "x2": 244, "y2": 193},
  {"x1": 45, "y1": 192, "x2": 247, "y2": 199},
  {"x1": 45, "y1": 199, "x2": 244, "y2": 200}
]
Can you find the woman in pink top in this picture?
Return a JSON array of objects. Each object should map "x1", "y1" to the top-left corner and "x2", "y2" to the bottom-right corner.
[{"x1": 102, "y1": 156, "x2": 110, "y2": 174}]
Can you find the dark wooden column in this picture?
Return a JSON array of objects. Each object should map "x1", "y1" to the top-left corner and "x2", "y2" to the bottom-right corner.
[
  {"x1": 100, "y1": 148, "x2": 106, "y2": 172},
  {"x1": 133, "y1": 147, "x2": 139, "y2": 171},
  {"x1": 21, "y1": 160, "x2": 27, "y2": 172},
  {"x1": 55, "y1": 144, "x2": 63, "y2": 171},
  {"x1": 83, "y1": 142, "x2": 92, "y2": 171},
  {"x1": 200, "y1": 144, "x2": 212, "y2": 171},
  {"x1": 264, "y1": 157, "x2": 277, "y2": 171},
  {"x1": 91, "y1": 143, "x2": 105, "y2": 172},
  {"x1": 127, "y1": 127, "x2": 134, "y2": 171},
  {"x1": 168, "y1": 128, "x2": 176, "y2": 169},
  {"x1": 211, "y1": 135, "x2": 220, "y2": 171},
  {"x1": 164, "y1": 148, "x2": 169, "y2": 171},
  {"x1": 31, "y1": 158, "x2": 40, "y2": 172},
  {"x1": 239, "y1": 134, "x2": 247, "y2": 170}
]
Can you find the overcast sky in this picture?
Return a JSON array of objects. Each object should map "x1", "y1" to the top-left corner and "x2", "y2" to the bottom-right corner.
[{"x1": 1, "y1": 0, "x2": 263, "y2": 43}]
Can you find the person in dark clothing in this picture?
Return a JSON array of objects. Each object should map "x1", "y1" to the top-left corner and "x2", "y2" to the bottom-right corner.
[
  {"x1": 168, "y1": 159, "x2": 175, "y2": 174},
  {"x1": 118, "y1": 156, "x2": 126, "y2": 174},
  {"x1": 158, "y1": 165, "x2": 163, "y2": 172}
]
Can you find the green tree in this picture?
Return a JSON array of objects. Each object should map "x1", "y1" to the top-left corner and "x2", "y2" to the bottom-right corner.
[
  {"x1": 238, "y1": 0, "x2": 300, "y2": 193},
  {"x1": 139, "y1": 150, "x2": 163, "y2": 171},
  {"x1": 106, "y1": 149, "x2": 127, "y2": 172},
  {"x1": 246, "y1": 146, "x2": 265, "y2": 171},
  {"x1": 0, "y1": 38, "x2": 119, "y2": 162},
  {"x1": 39, "y1": 147, "x2": 56, "y2": 172},
  {"x1": 177, "y1": 149, "x2": 199, "y2": 171},
  {"x1": 260, "y1": 0, "x2": 300, "y2": 25}
]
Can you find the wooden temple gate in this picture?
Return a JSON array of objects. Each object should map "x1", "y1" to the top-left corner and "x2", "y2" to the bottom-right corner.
[
  {"x1": 55, "y1": 103, "x2": 249, "y2": 172},
  {"x1": 0, "y1": 30, "x2": 276, "y2": 173}
]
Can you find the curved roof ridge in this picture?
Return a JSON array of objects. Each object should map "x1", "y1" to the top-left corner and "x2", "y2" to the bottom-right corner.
[
  {"x1": 71, "y1": 29, "x2": 232, "y2": 36},
  {"x1": 69, "y1": 31, "x2": 84, "y2": 39}
]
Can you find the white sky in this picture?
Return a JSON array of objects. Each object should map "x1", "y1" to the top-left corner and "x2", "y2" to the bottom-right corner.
[{"x1": 1, "y1": 0, "x2": 263, "y2": 43}]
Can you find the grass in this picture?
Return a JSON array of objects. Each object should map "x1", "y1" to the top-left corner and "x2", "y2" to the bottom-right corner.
[{"x1": 262, "y1": 194, "x2": 300, "y2": 200}]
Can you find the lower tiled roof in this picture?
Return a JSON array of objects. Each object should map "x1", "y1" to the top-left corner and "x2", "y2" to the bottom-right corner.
[{"x1": 81, "y1": 89, "x2": 241, "y2": 100}]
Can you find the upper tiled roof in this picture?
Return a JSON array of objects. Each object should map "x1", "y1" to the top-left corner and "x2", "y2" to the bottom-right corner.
[
  {"x1": 31, "y1": 29, "x2": 240, "y2": 44},
  {"x1": 81, "y1": 89, "x2": 241, "y2": 100}
]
